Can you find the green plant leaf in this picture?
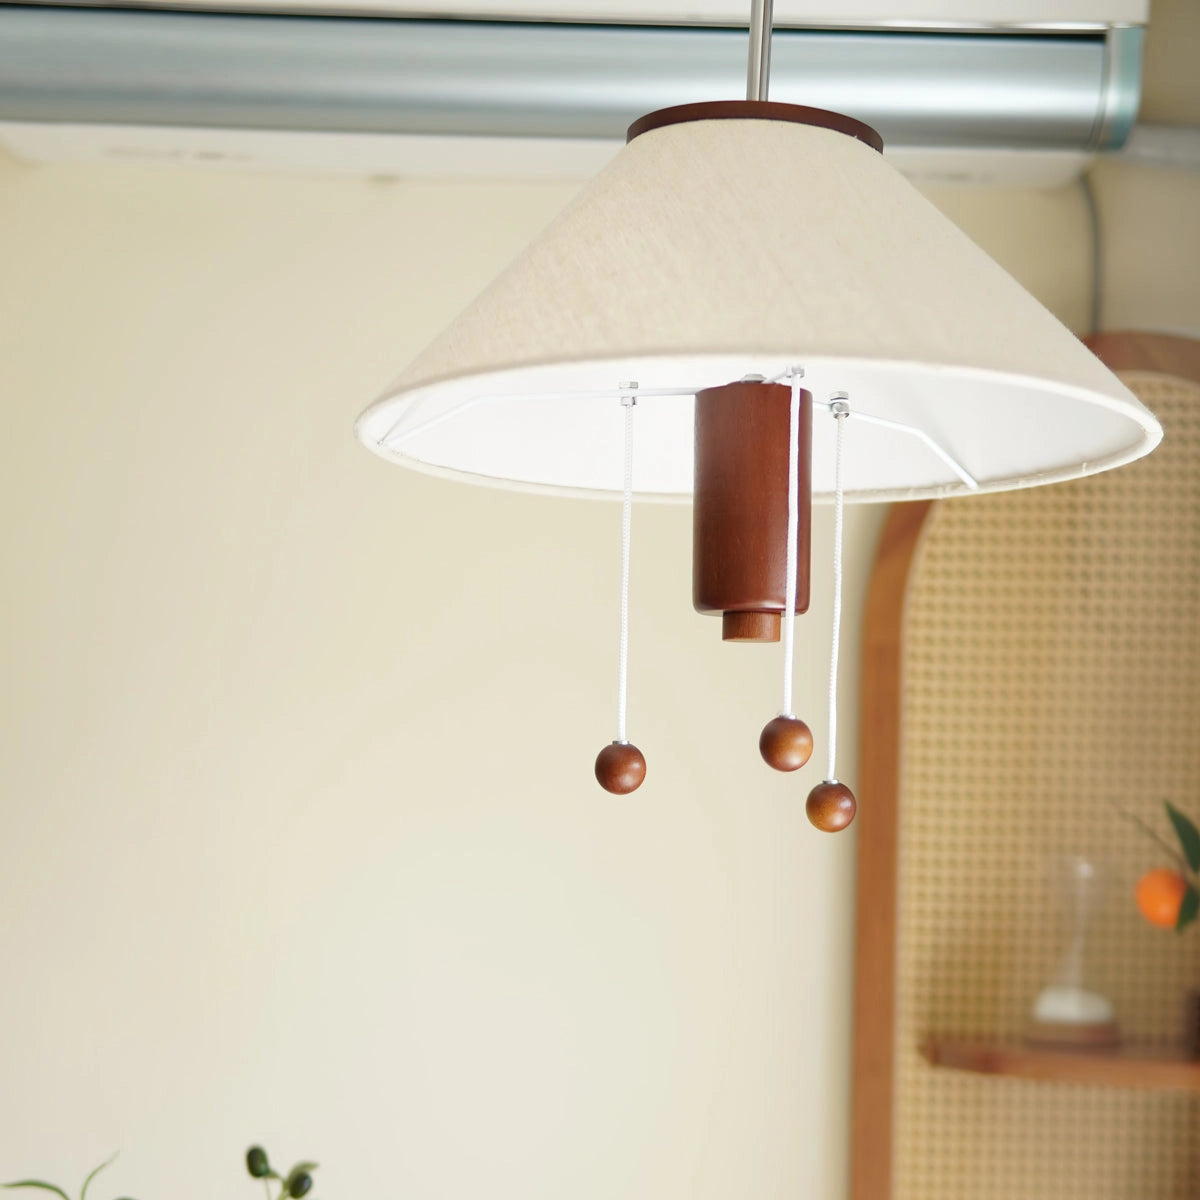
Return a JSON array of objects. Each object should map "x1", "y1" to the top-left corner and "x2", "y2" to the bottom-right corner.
[
  {"x1": 1177, "y1": 884, "x2": 1199, "y2": 933},
  {"x1": 80, "y1": 1152, "x2": 119, "y2": 1200},
  {"x1": 286, "y1": 1165, "x2": 318, "y2": 1177},
  {"x1": 3, "y1": 1184, "x2": 71, "y2": 1200},
  {"x1": 1166, "y1": 803, "x2": 1200, "y2": 873}
]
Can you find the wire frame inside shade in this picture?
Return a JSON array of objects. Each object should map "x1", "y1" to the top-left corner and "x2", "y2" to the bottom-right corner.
[{"x1": 356, "y1": 114, "x2": 1162, "y2": 501}]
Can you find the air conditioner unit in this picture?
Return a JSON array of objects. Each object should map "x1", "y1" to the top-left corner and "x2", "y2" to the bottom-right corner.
[{"x1": 0, "y1": 2, "x2": 1148, "y2": 186}]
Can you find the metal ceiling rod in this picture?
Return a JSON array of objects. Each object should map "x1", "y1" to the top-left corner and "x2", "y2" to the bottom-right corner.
[{"x1": 747, "y1": 0, "x2": 773, "y2": 102}]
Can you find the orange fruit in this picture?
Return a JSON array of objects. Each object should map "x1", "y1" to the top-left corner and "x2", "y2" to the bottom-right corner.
[{"x1": 1135, "y1": 868, "x2": 1189, "y2": 928}]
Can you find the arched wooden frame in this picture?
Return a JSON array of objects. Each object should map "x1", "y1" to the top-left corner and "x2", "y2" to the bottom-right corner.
[{"x1": 847, "y1": 332, "x2": 1200, "y2": 1200}]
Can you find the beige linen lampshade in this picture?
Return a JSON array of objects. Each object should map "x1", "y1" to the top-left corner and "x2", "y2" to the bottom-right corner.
[{"x1": 356, "y1": 105, "x2": 1162, "y2": 501}]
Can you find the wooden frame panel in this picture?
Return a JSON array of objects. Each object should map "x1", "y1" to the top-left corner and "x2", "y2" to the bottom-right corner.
[
  {"x1": 847, "y1": 332, "x2": 1200, "y2": 1200},
  {"x1": 849, "y1": 499, "x2": 933, "y2": 1200}
]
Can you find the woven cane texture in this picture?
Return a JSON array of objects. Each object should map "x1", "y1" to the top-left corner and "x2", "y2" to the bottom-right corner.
[{"x1": 894, "y1": 372, "x2": 1200, "y2": 1200}]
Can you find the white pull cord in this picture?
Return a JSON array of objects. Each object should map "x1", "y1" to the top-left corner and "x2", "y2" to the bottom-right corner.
[
  {"x1": 594, "y1": 387, "x2": 646, "y2": 795},
  {"x1": 780, "y1": 370, "x2": 803, "y2": 717},
  {"x1": 616, "y1": 392, "x2": 636, "y2": 743},
  {"x1": 826, "y1": 398, "x2": 850, "y2": 782}
]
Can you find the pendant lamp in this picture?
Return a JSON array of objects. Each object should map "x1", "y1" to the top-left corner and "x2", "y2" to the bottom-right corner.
[{"x1": 356, "y1": 1, "x2": 1162, "y2": 829}]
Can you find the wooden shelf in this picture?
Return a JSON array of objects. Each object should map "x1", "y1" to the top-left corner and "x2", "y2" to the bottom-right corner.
[{"x1": 921, "y1": 1035, "x2": 1200, "y2": 1091}]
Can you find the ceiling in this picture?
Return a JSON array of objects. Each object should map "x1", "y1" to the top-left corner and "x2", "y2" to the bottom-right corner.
[
  {"x1": 16, "y1": 0, "x2": 1150, "y2": 26},
  {"x1": 1141, "y1": 0, "x2": 1200, "y2": 123}
]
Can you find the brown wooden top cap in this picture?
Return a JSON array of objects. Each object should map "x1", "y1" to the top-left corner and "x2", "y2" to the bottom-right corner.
[{"x1": 627, "y1": 100, "x2": 884, "y2": 153}]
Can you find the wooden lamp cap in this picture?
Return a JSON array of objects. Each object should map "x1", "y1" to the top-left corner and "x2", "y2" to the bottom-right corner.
[{"x1": 724, "y1": 611, "x2": 782, "y2": 642}]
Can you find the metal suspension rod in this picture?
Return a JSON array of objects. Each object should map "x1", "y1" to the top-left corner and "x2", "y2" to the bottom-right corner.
[{"x1": 747, "y1": 0, "x2": 774, "y2": 101}]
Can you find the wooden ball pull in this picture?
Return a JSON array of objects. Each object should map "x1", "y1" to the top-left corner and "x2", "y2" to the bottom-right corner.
[
  {"x1": 759, "y1": 715, "x2": 814, "y2": 772},
  {"x1": 595, "y1": 741, "x2": 646, "y2": 794},
  {"x1": 806, "y1": 780, "x2": 856, "y2": 832}
]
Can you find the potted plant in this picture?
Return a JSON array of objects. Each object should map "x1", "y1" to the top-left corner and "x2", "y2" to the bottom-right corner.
[
  {"x1": 5, "y1": 1147, "x2": 321, "y2": 1200},
  {"x1": 1132, "y1": 802, "x2": 1200, "y2": 933},
  {"x1": 1129, "y1": 801, "x2": 1200, "y2": 1057},
  {"x1": 245, "y1": 1147, "x2": 318, "y2": 1200},
  {"x1": 4, "y1": 1153, "x2": 135, "y2": 1200}
]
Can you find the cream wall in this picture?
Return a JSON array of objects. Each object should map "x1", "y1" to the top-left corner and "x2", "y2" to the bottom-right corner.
[
  {"x1": 0, "y1": 156, "x2": 1090, "y2": 1199},
  {"x1": 1092, "y1": 159, "x2": 1200, "y2": 336}
]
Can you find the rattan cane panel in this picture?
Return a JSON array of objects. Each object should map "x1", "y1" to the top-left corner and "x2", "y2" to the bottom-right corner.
[{"x1": 894, "y1": 374, "x2": 1200, "y2": 1200}]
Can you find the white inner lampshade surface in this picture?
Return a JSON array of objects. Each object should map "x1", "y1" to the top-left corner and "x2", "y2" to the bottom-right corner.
[
  {"x1": 356, "y1": 118, "x2": 1161, "y2": 501},
  {"x1": 356, "y1": 355, "x2": 1155, "y2": 501}
]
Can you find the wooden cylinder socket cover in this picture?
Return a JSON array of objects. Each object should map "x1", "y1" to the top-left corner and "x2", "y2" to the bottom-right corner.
[{"x1": 693, "y1": 380, "x2": 813, "y2": 642}]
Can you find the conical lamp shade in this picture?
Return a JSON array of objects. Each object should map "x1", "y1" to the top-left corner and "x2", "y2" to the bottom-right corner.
[{"x1": 357, "y1": 106, "x2": 1161, "y2": 501}]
